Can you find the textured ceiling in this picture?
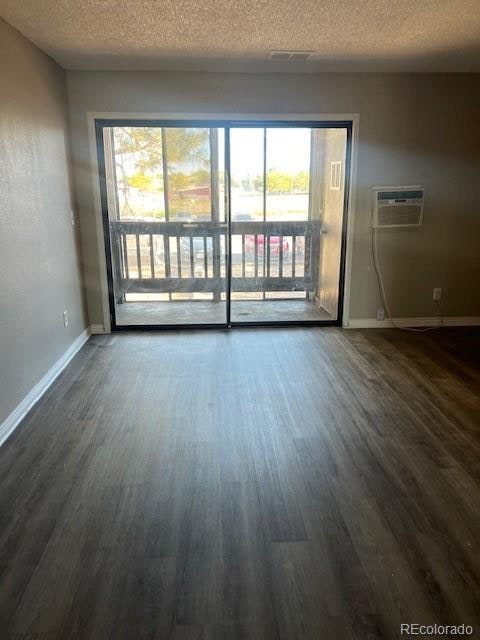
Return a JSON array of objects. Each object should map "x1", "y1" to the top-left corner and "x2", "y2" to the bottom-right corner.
[{"x1": 1, "y1": 0, "x2": 480, "y2": 72}]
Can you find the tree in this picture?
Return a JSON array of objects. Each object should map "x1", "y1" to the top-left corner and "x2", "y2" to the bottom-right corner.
[
  {"x1": 168, "y1": 172, "x2": 191, "y2": 192},
  {"x1": 113, "y1": 127, "x2": 211, "y2": 218},
  {"x1": 127, "y1": 173, "x2": 154, "y2": 191},
  {"x1": 113, "y1": 127, "x2": 210, "y2": 173},
  {"x1": 267, "y1": 170, "x2": 293, "y2": 194},
  {"x1": 293, "y1": 170, "x2": 309, "y2": 193}
]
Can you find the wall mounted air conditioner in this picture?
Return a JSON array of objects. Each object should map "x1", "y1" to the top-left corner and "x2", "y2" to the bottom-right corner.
[{"x1": 372, "y1": 185, "x2": 424, "y2": 228}]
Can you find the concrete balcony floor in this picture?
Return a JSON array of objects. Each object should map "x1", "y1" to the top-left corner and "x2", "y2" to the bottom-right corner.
[{"x1": 115, "y1": 299, "x2": 334, "y2": 326}]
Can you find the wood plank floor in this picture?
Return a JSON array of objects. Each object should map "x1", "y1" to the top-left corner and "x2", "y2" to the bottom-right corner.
[{"x1": 1, "y1": 327, "x2": 479, "y2": 639}]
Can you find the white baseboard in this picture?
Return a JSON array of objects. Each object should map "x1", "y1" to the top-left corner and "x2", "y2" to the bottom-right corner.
[
  {"x1": 90, "y1": 324, "x2": 107, "y2": 334},
  {"x1": 345, "y1": 316, "x2": 480, "y2": 329},
  {"x1": 0, "y1": 327, "x2": 91, "y2": 447}
]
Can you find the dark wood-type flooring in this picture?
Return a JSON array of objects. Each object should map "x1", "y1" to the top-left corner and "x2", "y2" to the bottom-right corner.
[{"x1": 1, "y1": 327, "x2": 479, "y2": 639}]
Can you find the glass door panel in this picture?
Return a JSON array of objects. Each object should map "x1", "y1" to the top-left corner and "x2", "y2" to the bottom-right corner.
[
  {"x1": 102, "y1": 125, "x2": 227, "y2": 327},
  {"x1": 229, "y1": 126, "x2": 348, "y2": 324},
  {"x1": 99, "y1": 121, "x2": 350, "y2": 328}
]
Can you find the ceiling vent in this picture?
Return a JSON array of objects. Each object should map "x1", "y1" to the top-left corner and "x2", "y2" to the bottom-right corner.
[
  {"x1": 268, "y1": 50, "x2": 315, "y2": 61},
  {"x1": 372, "y1": 186, "x2": 425, "y2": 228}
]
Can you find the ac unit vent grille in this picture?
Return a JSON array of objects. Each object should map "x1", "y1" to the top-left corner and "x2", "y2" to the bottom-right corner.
[
  {"x1": 373, "y1": 186, "x2": 424, "y2": 228},
  {"x1": 377, "y1": 204, "x2": 422, "y2": 227}
]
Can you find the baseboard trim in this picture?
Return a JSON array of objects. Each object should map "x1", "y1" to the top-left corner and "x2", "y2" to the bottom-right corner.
[
  {"x1": 0, "y1": 327, "x2": 91, "y2": 447},
  {"x1": 345, "y1": 316, "x2": 480, "y2": 329},
  {"x1": 90, "y1": 324, "x2": 107, "y2": 334}
]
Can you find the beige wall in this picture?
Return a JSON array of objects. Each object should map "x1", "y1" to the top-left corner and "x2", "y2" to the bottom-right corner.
[
  {"x1": 0, "y1": 18, "x2": 86, "y2": 426},
  {"x1": 66, "y1": 70, "x2": 480, "y2": 325}
]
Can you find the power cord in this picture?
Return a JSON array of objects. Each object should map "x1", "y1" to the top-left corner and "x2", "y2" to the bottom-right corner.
[
  {"x1": 371, "y1": 220, "x2": 443, "y2": 332},
  {"x1": 435, "y1": 299, "x2": 445, "y2": 327}
]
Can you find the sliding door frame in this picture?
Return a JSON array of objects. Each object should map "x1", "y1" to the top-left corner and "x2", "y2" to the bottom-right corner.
[{"x1": 95, "y1": 117, "x2": 353, "y2": 331}]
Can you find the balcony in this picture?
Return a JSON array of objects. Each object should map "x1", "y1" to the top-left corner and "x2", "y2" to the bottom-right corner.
[{"x1": 110, "y1": 219, "x2": 331, "y2": 324}]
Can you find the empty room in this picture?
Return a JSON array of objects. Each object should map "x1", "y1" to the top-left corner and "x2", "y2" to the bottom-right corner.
[{"x1": 0, "y1": 1, "x2": 479, "y2": 638}]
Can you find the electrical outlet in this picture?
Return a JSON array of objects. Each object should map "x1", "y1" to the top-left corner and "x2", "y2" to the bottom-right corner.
[
  {"x1": 63, "y1": 310, "x2": 69, "y2": 328},
  {"x1": 377, "y1": 308, "x2": 385, "y2": 321},
  {"x1": 433, "y1": 288, "x2": 442, "y2": 301}
]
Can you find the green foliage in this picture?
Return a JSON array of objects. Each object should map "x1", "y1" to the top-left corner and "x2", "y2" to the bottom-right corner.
[
  {"x1": 114, "y1": 126, "x2": 210, "y2": 174},
  {"x1": 168, "y1": 172, "x2": 191, "y2": 192},
  {"x1": 164, "y1": 128, "x2": 210, "y2": 167},
  {"x1": 240, "y1": 170, "x2": 309, "y2": 194},
  {"x1": 265, "y1": 169, "x2": 310, "y2": 194},
  {"x1": 126, "y1": 173, "x2": 154, "y2": 190},
  {"x1": 114, "y1": 127, "x2": 163, "y2": 174},
  {"x1": 267, "y1": 170, "x2": 292, "y2": 194},
  {"x1": 112, "y1": 127, "x2": 309, "y2": 221},
  {"x1": 293, "y1": 170, "x2": 309, "y2": 192},
  {"x1": 113, "y1": 127, "x2": 212, "y2": 218}
]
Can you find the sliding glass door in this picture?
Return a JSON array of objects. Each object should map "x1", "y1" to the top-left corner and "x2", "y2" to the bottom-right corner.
[
  {"x1": 229, "y1": 126, "x2": 348, "y2": 323},
  {"x1": 99, "y1": 125, "x2": 228, "y2": 327},
  {"x1": 97, "y1": 120, "x2": 350, "y2": 329}
]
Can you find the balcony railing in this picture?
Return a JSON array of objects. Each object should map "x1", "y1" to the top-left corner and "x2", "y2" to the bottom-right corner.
[{"x1": 109, "y1": 220, "x2": 320, "y2": 301}]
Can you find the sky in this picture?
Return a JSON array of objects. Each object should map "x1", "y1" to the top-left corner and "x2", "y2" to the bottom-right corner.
[
  {"x1": 114, "y1": 126, "x2": 312, "y2": 178},
  {"x1": 230, "y1": 128, "x2": 311, "y2": 176}
]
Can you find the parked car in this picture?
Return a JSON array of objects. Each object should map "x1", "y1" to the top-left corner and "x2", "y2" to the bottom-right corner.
[
  {"x1": 233, "y1": 213, "x2": 254, "y2": 221},
  {"x1": 180, "y1": 236, "x2": 212, "y2": 262},
  {"x1": 244, "y1": 235, "x2": 289, "y2": 257}
]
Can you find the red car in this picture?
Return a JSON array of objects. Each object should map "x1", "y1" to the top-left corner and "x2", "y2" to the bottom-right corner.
[{"x1": 244, "y1": 235, "x2": 290, "y2": 257}]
